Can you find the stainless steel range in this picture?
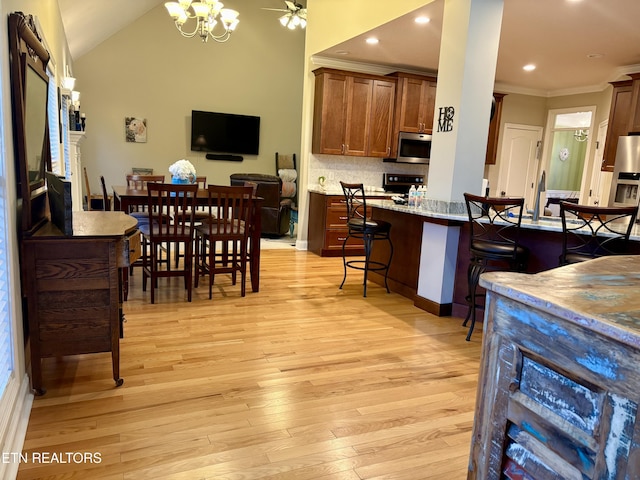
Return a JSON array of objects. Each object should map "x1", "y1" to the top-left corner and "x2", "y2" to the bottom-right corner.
[{"x1": 382, "y1": 173, "x2": 425, "y2": 194}]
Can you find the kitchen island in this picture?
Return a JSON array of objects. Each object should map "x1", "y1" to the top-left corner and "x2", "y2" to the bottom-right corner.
[
  {"x1": 469, "y1": 255, "x2": 640, "y2": 478},
  {"x1": 359, "y1": 196, "x2": 640, "y2": 318}
]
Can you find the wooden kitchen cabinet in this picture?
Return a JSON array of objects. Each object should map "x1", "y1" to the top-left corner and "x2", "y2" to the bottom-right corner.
[
  {"x1": 312, "y1": 68, "x2": 396, "y2": 158},
  {"x1": 626, "y1": 73, "x2": 640, "y2": 134},
  {"x1": 602, "y1": 79, "x2": 633, "y2": 172},
  {"x1": 388, "y1": 72, "x2": 437, "y2": 157},
  {"x1": 485, "y1": 93, "x2": 505, "y2": 165},
  {"x1": 308, "y1": 192, "x2": 365, "y2": 257}
]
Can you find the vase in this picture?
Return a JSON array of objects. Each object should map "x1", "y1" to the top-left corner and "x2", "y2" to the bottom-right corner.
[{"x1": 171, "y1": 176, "x2": 191, "y2": 184}]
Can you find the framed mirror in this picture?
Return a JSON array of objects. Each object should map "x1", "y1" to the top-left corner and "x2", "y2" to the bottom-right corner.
[{"x1": 8, "y1": 12, "x2": 52, "y2": 234}]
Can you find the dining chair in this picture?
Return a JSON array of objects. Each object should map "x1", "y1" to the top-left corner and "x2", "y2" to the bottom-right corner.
[
  {"x1": 194, "y1": 185, "x2": 254, "y2": 299},
  {"x1": 339, "y1": 182, "x2": 393, "y2": 298},
  {"x1": 173, "y1": 176, "x2": 208, "y2": 267},
  {"x1": 559, "y1": 201, "x2": 638, "y2": 265},
  {"x1": 463, "y1": 193, "x2": 529, "y2": 341},
  {"x1": 126, "y1": 174, "x2": 166, "y2": 190},
  {"x1": 100, "y1": 175, "x2": 111, "y2": 211},
  {"x1": 125, "y1": 174, "x2": 166, "y2": 274},
  {"x1": 84, "y1": 167, "x2": 106, "y2": 210},
  {"x1": 139, "y1": 182, "x2": 198, "y2": 304}
]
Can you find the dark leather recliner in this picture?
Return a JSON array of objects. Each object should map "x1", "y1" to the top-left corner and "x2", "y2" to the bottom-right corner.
[{"x1": 230, "y1": 173, "x2": 292, "y2": 237}]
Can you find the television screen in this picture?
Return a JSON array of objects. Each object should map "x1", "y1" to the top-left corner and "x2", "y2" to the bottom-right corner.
[{"x1": 190, "y1": 110, "x2": 260, "y2": 155}]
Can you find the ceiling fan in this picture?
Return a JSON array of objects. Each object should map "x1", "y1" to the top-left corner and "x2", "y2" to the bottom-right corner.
[{"x1": 263, "y1": 1, "x2": 307, "y2": 29}]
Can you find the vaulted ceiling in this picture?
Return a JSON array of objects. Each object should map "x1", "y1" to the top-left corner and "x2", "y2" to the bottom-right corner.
[{"x1": 59, "y1": 0, "x2": 640, "y2": 96}]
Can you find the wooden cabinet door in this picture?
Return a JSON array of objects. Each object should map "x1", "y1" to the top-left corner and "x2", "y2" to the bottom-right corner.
[
  {"x1": 602, "y1": 80, "x2": 633, "y2": 172},
  {"x1": 485, "y1": 93, "x2": 505, "y2": 165},
  {"x1": 627, "y1": 73, "x2": 640, "y2": 134},
  {"x1": 397, "y1": 76, "x2": 426, "y2": 133},
  {"x1": 397, "y1": 76, "x2": 436, "y2": 134},
  {"x1": 312, "y1": 70, "x2": 348, "y2": 155},
  {"x1": 422, "y1": 80, "x2": 437, "y2": 132},
  {"x1": 344, "y1": 76, "x2": 372, "y2": 156},
  {"x1": 368, "y1": 79, "x2": 396, "y2": 157}
]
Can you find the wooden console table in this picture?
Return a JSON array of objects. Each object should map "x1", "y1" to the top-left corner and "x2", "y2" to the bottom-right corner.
[
  {"x1": 21, "y1": 211, "x2": 139, "y2": 395},
  {"x1": 469, "y1": 255, "x2": 640, "y2": 479}
]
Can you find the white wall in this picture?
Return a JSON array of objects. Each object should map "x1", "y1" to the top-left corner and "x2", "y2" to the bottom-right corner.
[
  {"x1": 75, "y1": 2, "x2": 305, "y2": 193},
  {"x1": 0, "y1": 1, "x2": 72, "y2": 477}
]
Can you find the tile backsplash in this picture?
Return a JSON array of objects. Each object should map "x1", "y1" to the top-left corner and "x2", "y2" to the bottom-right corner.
[{"x1": 309, "y1": 154, "x2": 429, "y2": 191}]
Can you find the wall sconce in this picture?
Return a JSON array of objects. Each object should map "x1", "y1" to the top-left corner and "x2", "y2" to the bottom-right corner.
[
  {"x1": 62, "y1": 76, "x2": 76, "y2": 90},
  {"x1": 71, "y1": 90, "x2": 80, "y2": 109}
]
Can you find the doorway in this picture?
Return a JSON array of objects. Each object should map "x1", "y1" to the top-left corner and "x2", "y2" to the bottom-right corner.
[{"x1": 539, "y1": 107, "x2": 596, "y2": 212}]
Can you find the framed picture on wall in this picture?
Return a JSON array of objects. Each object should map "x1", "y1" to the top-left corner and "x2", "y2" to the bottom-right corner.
[{"x1": 125, "y1": 117, "x2": 147, "y2": 143}]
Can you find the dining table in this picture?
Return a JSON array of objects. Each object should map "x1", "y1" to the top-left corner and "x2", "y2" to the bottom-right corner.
[{"x1": 111, "y1": 185, "x2": 263, "y2": 299}]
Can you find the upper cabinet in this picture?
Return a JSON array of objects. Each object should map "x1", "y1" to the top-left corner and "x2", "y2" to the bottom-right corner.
[
  {"x1": 602, "y1": 79, "x2": 633, "y2": 172},
  {"x1": 312, "y1": 68, "x2": 396, "y2": 158},
  {"x1": 627, "y1": 73, "x2": 640, "y2": 134},
  {"x1": 389, "y1": 72, "x2": 437, "y2": 133},
  {"x1": 485, "y1": 93, "x2": 505, "y2": 165}
]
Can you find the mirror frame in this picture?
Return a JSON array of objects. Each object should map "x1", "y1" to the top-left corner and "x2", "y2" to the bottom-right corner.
[{"x1": 8, "y1": 11, "x2": 52, "y2": 235}]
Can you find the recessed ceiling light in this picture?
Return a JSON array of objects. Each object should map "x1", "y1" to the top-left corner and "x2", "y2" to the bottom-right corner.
[
  {"x1": 523, "y1": 64, "x2": 536, "y2": 72},
  {"x1": 366, "y1": 37, "x2": 379, "y2": 45},
  {"x1": 415, "y1": 16, "x2": 430, "y2": 24}
]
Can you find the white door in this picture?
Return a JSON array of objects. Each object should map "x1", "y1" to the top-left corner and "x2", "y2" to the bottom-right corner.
[
  {"x1": 588, "y1": 120, "x2": 608, "y2": 205},
  {"x1": 497, "y1": 123, "x2": 543, "y2": 210}
]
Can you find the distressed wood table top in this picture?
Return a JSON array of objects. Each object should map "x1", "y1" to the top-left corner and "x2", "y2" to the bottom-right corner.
[{"x1": 479, "y1": 255, "x2": 640, "y2": 350}]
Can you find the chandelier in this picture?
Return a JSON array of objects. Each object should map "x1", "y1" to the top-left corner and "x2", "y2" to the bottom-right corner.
[
  {"x1": 164, "y1": 0, "x2": 239, "y2": 43},
  {"x1": 574, "y1": 129, "x2": 589, "y2": 142}
]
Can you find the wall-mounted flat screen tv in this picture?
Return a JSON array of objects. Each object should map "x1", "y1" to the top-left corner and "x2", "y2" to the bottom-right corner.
[{"x1": 190, "y1": 110, "x2": 260, "y2": 155}]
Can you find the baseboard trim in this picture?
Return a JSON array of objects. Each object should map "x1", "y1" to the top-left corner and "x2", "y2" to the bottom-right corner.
[
  {"x1": 414, "y1": 294, "x2": 452, "y2": 317},
  {"x1": 0, "y1": 374, "x2": 33, "y2": 480}
]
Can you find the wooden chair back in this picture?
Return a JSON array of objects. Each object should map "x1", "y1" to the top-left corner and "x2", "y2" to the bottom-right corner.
[
  {"x1": 100, "y1": 176, "x2": 111, "y2": 211},
  {"x1": 84, "y1": 167, "x2": 104, "y2": 210},
  {"x1": 126, "y1": 174, "x2": 165, "y2": 190},
  {"x1": 145, "y1": 183, "x2": 198, "y2": 242},
  {"x1": 559, "y1": 201, "x2": 638, "y2": 265},
  {"x1": 464, "y1": 193, "x2": 526, "y2": 263},
  {"x1": 202, "y1": 185, "x2": 254, "y2": 239}
]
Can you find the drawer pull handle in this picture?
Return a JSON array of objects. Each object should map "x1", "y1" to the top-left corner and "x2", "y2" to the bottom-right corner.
[{"x1": 337, "y1": 237, "x2": 347, "y2": 241}]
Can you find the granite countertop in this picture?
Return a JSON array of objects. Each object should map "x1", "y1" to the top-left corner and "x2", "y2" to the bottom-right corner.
[
  {"x1": 478, "y1": 255, "x2": 640, "y2": 349},
  {"x1": 367, "y1": 198, "x2": 640, "y2": 240}
]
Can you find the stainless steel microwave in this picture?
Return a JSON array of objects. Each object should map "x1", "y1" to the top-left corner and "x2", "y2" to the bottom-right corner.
[{"x1": 396, "y1": 132, "x2": 432, "y2": 164}]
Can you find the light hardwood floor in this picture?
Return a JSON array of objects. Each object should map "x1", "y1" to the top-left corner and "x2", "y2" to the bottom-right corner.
[{"x1": 17, "y1": 248, "x2": 482, "y2": 480}]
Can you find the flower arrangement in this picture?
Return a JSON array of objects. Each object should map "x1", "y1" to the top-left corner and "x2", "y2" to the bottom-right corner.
[{"x1": 169, "y1": 159, "x2": 196, "y2": 181}]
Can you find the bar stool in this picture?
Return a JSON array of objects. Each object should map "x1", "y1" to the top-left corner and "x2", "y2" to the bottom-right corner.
[
  {"x1": 339, "y1": 182, "x2": 393, "y2": 297},
  {"x1": 463, "y1": 193, "x2": 529, "y2": 341},
  {"x1": 559, "y1": 201, "x2": 638, "y2": 265}
]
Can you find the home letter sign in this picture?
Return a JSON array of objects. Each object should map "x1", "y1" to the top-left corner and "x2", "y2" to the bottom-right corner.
[{"x1": 437, "y1": 106, "x2": 455, "y2": 132}]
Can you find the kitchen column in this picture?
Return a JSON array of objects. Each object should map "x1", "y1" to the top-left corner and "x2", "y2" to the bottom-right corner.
[{"x1": 417, "y1": 0, "x2": 504, "y2": 313}]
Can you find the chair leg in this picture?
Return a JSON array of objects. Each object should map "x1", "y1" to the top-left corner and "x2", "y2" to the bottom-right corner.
[
  {"x1": 383, "y1": 235, "x2": 393, "y2": 294},
  {"x1": 208, "y1": 239, "x2": 215, "y2": 300},
  {"x1": 464, "y1": 260, "x2": 484, "y2": 341},
  {"x1": 362, "y1": 234, "x2": 374, "y2": 298},
  {"x1": 185, "y1": 241, "x2": 193, "y2": 302},
  {"x1": 339, "y1": 235, "x2": 349, "y2": 290}
]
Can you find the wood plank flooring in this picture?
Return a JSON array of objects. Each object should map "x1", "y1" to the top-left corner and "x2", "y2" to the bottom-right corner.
[{"x1": 17, "y1": 248, "x2": 482, "y2": 480}]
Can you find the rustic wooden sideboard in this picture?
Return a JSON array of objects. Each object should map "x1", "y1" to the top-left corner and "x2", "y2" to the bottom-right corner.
[
  {"x1": 21, "y1": 211, "x2": 139, "y2": 395},
  {"x1": 469, "y1": 255, "x2": 640, "y2": 479}
]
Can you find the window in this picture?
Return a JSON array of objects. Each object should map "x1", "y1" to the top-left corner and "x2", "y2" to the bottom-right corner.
[{"x1": 47, "y1": 73, "x2": 61, "y2": 174}]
